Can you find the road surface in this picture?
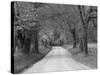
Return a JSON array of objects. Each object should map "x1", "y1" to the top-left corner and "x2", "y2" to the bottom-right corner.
[{"x1": 23, "y1": 46, "x2": 90, "y2": 73}]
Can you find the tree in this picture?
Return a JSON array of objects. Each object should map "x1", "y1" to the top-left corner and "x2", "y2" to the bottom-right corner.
[
  {"x1": 13, "y1": 2, "x2": 46, "y2": 54},
  {"x1": 78, "y1": 5, "x2": 97, "y2": 55},
  {"x1": 31, "y1": 3, "x2": 46, "y2": 53},
  {"x1": 66, "y1": 15, "x2": 79, "y2": 48}
]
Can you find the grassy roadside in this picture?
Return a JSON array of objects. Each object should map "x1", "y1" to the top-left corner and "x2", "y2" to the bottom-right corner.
[
  {"x1": 68, "y1": 47, "x2": 97, "y2": 69},
  {"x1": 14, "y1": 53, "x2": 44, "y2": 74}
]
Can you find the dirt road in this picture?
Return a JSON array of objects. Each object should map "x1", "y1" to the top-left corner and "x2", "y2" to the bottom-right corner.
[{"x1": 23, "y1": 46, "x2": 90, "y2": 73}]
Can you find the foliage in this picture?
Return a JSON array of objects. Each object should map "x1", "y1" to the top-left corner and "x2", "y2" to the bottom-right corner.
[{"x1": 13, "y1": 2, "x2": 97, "y2": 55}]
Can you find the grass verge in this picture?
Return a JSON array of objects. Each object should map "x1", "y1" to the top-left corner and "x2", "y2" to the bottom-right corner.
[
  {"x1": 68, "y1": 47, "x2": 97, "y2": 69},
  {"x1": 14, "y1": 53, "x2": 44, "y2": 74}
]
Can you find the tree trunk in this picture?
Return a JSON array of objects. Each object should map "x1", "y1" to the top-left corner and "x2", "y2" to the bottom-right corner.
[
  {"x1": 72, "y1": 32, "x2": 77, "y2": 48},
  {"x1": 78, "y1": 6, "x2": 88, "y2": 55},
  {"x1": 73, "y1": 39, "x2": 76, "y2": 48},
  {"x1": 23, "y1": 31, "x2": 32, "y2": 54},
  {"x1": 79, "y1": 39, "x2": 84, "y2": 52},
  {"x1": 34, "y1": 31, "x2": 39, "y2": 53},
  {"x1": 79, "y1": 26, "x2": 88, "y2": 55},
  {"x1": 82, "y1": 26, "x2": 88, "y2": 55},
  {"x1": 23, "y1": 37, "x2": 31, "y2": 54},
  {"x1": 71, "y1": 29, "x2": 77, "y2": 48}
]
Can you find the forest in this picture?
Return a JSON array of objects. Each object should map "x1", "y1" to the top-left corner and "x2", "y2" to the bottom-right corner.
[{"x1": 11, "y1": 1, "x2": 97, "y2": 74}]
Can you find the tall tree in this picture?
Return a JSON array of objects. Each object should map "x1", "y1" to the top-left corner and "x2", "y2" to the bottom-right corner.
[
  {"x1": 66, "y1": 15, "x2": 79, "y2": 48},
  {"x1": 32, "y1": 3, "x2": 46, "y2": 53},
  {"x1": 78, "y1": 6, "x2": 89, "y2": 55},
  {"x1": 78, "y1": 5, "x2": 97, "y2": 55},
  {"x1": 14, "y1": 2, "x2": 46, "y2": 54}
]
